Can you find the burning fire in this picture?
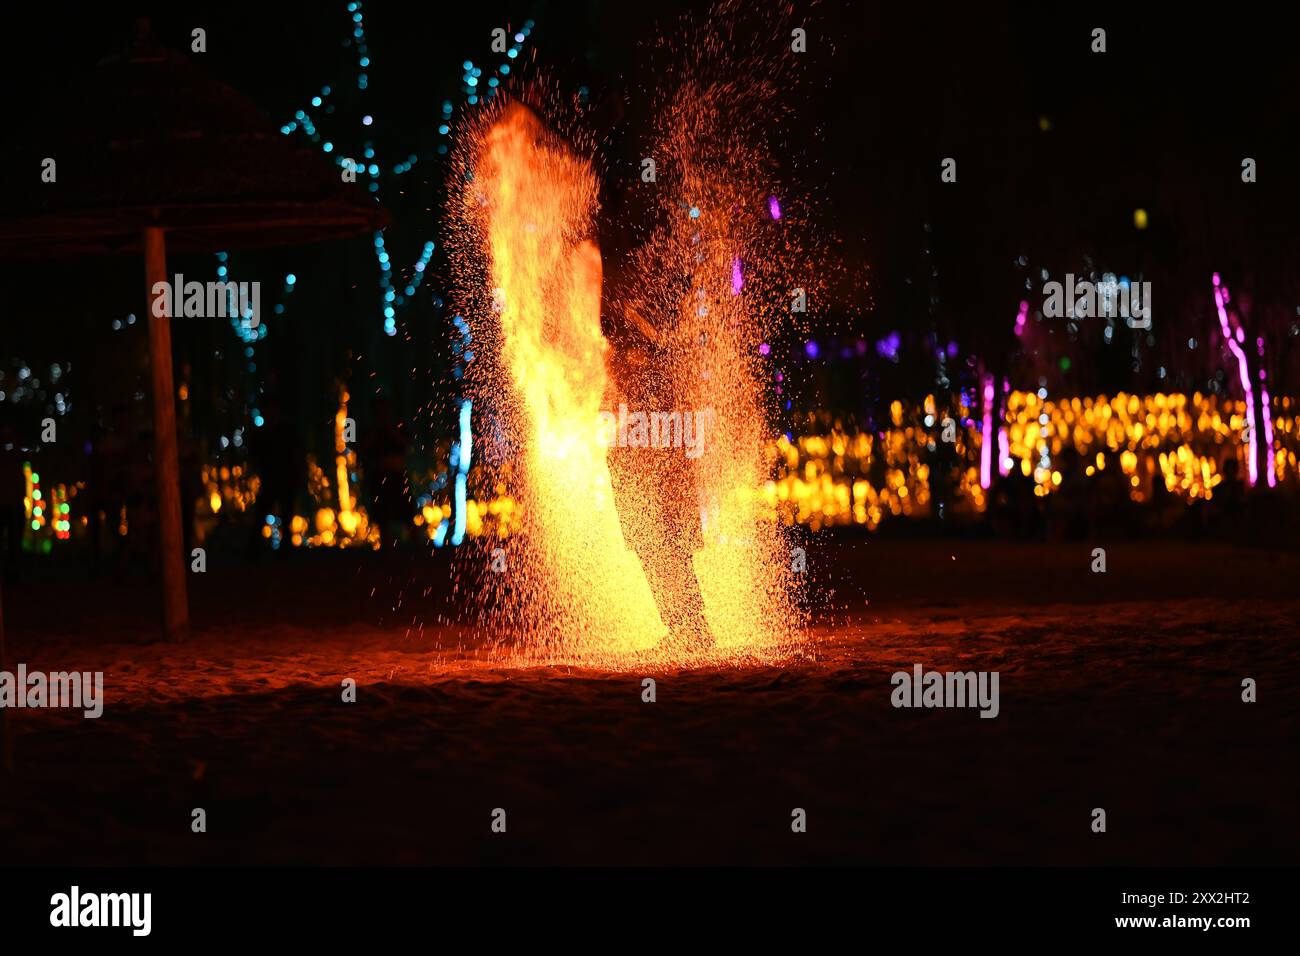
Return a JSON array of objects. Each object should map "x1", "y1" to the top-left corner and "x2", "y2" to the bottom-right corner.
[
  {"x1": 453, "y1": 100, "x2": 801, "y2": 663},
  {"x1": 458, "y1": 105, "x2": 663, "y2": 658}
]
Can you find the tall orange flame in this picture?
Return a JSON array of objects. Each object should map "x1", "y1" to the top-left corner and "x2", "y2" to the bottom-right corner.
[{"x1": 464, "y1": 105, "x2": 662, "y2": 658}]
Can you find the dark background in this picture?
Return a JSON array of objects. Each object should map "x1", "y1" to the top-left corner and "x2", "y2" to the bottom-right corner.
[{"x1": 2, "y1": 0, "x2": 1296, "y2": 457}]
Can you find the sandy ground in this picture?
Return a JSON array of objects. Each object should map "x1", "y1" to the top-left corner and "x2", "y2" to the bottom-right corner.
[{"x1": 0, "y1": 538, "x2": 1296, "y2": 865}]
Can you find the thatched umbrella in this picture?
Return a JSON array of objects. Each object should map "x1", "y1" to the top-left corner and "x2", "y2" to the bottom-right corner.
[{"x1": 0, "y1": 24, "x2": 387, "y2": 644}]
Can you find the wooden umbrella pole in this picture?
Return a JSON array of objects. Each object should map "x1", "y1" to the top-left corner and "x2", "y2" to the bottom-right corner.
[
  {"x1": 144, "y1": 226, "x2": 190, "y2": 642},
  {"x1": 0, "y1": 581, "x2": 12, "y2": 772}
]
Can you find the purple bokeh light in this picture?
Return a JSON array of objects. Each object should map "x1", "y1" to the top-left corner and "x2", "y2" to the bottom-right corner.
[{"x1": 876, "y1": 330, "x2": 901, "y2": 361}]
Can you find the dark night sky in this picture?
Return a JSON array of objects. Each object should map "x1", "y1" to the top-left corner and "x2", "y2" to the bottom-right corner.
[{"x1": 1, "y1": 0, "x2": 1297, "y2": 436}]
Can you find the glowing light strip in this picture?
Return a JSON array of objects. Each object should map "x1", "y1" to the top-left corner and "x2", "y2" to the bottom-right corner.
[
  {"x1": 998, "y1": 376, "x2": 1011, "y2": 477},
  {"x1": 1013, "y1": 299, "x2": 1029, "y2": 337},
  {"x1": 1260, "y1": 385, "x2": 1276, "y2": 487},
  {"x1": 278, "y1": 6, "x2": 535, "y2": 337},
  {"x1": 1213, "y1": 273, "x2": 1257, "y2": 487},
  {"x1": 1257, "y1": 338, "x2": 1277, "y2": 488},
  {"x1": 451, "y1": 399, "x2": 472, "y2": 546},
  {"x1": 980, "y1": 373, "x2": 994, "y2": 489}
]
